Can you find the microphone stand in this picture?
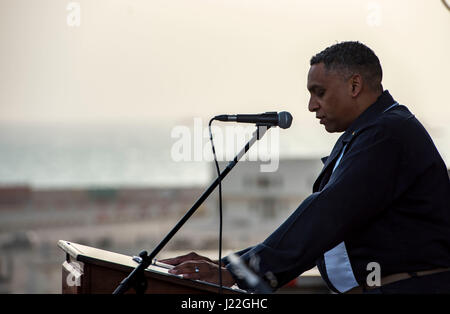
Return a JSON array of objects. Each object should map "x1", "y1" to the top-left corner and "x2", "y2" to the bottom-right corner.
[{"x1": 113, "y1": 124, "x2": 271, "y2": 294}]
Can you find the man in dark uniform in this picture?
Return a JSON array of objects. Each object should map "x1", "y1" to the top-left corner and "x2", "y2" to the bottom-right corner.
[{"x1": 162, "y1": 41, "x2": 450, "y2": 294}]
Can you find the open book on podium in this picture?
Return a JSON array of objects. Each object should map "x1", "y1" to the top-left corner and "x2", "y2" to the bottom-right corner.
[{"x1": 58, "y1": 240, "x2": 245, "y2": 294}]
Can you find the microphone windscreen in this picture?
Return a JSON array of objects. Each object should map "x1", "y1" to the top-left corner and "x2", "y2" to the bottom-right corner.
[{"x1": 278, "y1": 111, "x2": 293, "y2": 129}]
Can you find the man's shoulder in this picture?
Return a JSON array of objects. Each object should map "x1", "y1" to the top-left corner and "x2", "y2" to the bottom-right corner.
[
  {"x1": 362, "y1": 104, "x2": 420, "y2": 139},
  {"x1": 348, "y1": 104, "x2": 436, "y2": 155},
  {"x1": 375, "y1": 103, "x2": 411, "y2": 123},
  {"x1": 357, "y1": 104, "x2": 440, "y2": 160}
]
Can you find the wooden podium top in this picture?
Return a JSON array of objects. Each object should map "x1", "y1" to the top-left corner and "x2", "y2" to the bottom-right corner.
[
  {"x1": 58, "y1": 240, "x2": 173, "y2": 274},
  {"x1": 58, "y1": 240, "x2": 246, "y2": 294}
]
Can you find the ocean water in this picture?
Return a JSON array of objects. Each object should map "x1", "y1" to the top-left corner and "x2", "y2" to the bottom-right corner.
[
  {"x1": 0, "y1": 121, "x2": 448, "y2": 189},
  {"x1": 0, "y1": 122, "x2": 274, "y2": 188},
  {"x1": 0, "y1": 123, "x2": 211, "y2": 188}
]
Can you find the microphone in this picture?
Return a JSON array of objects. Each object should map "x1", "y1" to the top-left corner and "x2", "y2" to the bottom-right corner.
[
  {"x1": 226, "y1": 253, "x2": 273, "y2": 294},
  {"x1": 214, "y1": 111, "x2": 293, "y2": 129}
]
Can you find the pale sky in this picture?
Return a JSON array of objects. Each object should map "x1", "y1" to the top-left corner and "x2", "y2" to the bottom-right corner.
[{"x1": 0, "y1": 0, "x2": 449, "y2": 131}]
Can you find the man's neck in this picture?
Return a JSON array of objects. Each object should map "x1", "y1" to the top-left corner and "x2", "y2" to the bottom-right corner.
[{"x1": 356, "y1": 89, "x2": 383, "y2": 116}]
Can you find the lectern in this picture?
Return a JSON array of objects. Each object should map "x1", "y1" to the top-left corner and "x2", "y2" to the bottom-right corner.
[{"x1": 58, "y1": 240, "x2": 244, "y2": 294}]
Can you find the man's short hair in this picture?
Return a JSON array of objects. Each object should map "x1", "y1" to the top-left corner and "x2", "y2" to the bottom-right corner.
[{"x1": 310, "y1": 41, "x2": 383, "y2": 92}]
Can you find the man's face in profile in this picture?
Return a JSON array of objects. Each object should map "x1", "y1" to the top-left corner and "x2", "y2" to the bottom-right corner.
[{"x1": 307, "y1": 63, "x2": 355, "y2": 133}]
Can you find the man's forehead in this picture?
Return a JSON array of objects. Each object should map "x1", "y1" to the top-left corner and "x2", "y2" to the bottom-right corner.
[
  {"x1": 307, "y1": 63, "x2": 343, "y2": 89},
  {"x1": 307, "y1": 63, "x2": 328, "y2": 89}
]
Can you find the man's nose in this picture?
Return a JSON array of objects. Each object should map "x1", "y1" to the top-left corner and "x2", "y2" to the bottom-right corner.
[{"x1": 308, "y1": 98, "x2": 319, "y2": 112}]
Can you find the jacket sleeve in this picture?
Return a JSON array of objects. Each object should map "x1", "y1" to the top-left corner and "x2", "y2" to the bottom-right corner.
[{"x1": 232, "y1": 126, "x2": 403, "y2": 290}]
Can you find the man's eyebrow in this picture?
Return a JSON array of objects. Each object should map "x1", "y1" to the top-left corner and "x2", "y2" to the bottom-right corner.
[{"x1": 307, "y1": 84, "x2": 324, "y2": 93}]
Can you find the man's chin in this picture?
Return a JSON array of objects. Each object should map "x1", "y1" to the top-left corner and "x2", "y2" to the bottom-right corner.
[
  {"x1": 323, "y1": 124, "x2": 334, "y2": 133},
  {"x1": 323, "y1": 124, "x2": 343, "y2": 133}
]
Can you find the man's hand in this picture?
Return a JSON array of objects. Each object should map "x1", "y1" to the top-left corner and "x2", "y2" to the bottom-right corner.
[
  {"x1": 159, "y1": 252, "x2": 213, "y2": 266},
  {"x1": 160, "y1": 252, "x2": 236, "y2": 287}
]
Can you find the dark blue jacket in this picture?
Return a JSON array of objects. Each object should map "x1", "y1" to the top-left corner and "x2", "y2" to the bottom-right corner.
[{"x1": 225, "y1": 90, "x2": 450, "y2": 292}]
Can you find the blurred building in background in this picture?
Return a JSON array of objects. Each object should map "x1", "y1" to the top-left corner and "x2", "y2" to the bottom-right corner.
[
  {"x1": 0, "y1": 185, "x2": 205, "y2": 293},
  {"x1": 208, "y1": 159, "x2": 323, "y2": 243}
]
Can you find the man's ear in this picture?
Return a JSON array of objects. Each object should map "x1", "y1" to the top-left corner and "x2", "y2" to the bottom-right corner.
[{"x1": 349, "y1": 74, "x2": 363, "y2": 97}]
